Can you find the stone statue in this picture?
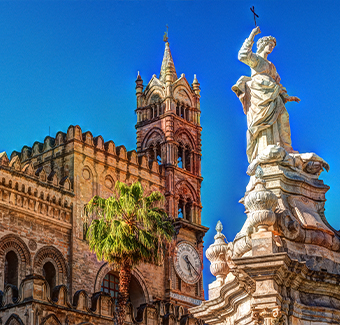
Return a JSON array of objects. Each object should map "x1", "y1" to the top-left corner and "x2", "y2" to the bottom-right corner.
[{"x1": 232, "y1": 26, "x2": 300, "y2": 163}]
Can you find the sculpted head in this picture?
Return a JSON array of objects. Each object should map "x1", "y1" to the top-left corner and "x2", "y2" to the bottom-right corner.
[{"x1": 256, "y1": 36, "x2": 276, "y2": 55}]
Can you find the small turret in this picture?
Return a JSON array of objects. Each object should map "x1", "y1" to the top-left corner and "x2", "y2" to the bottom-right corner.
[{"x1": 135, "y1": 71, "x2": 143, "y2": 108}]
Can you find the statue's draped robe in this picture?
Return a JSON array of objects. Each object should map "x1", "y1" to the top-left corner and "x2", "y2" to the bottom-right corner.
[{"x1": 232, "y1": 37, "x2": 293, "y2": 163}]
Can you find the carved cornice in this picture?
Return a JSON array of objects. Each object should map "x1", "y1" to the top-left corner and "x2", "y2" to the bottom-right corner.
[
  {"x1": 234, "y1": 253, "x2": 340, "y2": 300},
  {"x1": 189, "y1": 276, "x2": 252, "y2": 323}
]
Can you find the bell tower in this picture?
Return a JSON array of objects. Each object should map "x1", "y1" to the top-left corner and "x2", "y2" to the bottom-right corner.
[{"x1": 135, "y1": 39, "x2": 208, "y2": 306}]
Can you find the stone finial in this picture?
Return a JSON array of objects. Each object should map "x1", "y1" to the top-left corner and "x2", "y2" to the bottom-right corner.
[
  {"x1": 216, "y1": 220, "x2": 223, "y2": 234},
  {"x1": 192, "y1": 74, "x2": 200, "y2": 96},
  {"x1": 205, "y1": 221, "x2": 229, "y2": 281},
  {"x1": 244, "y1": 166, "x2": 278, "y2": 232}
]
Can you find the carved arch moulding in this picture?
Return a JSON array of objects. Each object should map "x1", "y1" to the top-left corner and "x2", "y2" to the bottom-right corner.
[
  {"x1": 33, "y1": 246, "x2": 68, "y2": 286},
  {"x1": 0, "y1": 234, "x2": 31, "y2": 286},
  {"x1": 146, "y1": 89, "x2": 165, "y2": 105},
  {"x1": 173, "y1": 86, "x2": 193, "y2": 107},
  {"x1": 141, "y1": 128, "x2": 166, "y2": 151},
  {"x1": 94, "y1": 262, "x2": 151, "y2": 303},
  {"x1": 40, "y1": 314, "x2": 62, "y2": 325},
  {"x1": 174, "y1": 128, "x2": 196, "y2": 151},
  {"x1": 175, "y1": 180, "x2": 198, "y2": 202},
  {"x1": 4, "y1": 314, "x2": 25, "y2": 325}
]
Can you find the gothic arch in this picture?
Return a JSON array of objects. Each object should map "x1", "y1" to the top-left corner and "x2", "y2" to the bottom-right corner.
[
  {"x1": 174, "y1": 128, "x2": 196, "y2": 151},
  {"x1": 175, "y1": 180, "x2": 198, "y2": 202},
  {"x1": 94, "y1": 262, "x2": 150, "y2": 303},
  {"x1": 141, "y1": 128, "x2": 166, "y2": 151},
  {"x1": 146, "y1": 88, "x2": 164, "y2": 105},
  {"x1": 33, "y1": 246, "x2": 68, "y2": 286},
  {"x1": 4, "y1": 314, "x2": 24, "y2": 325},
  {"x1": 40, "y1": 314, "x2": 62, "y2": 325},
  {"x1": 145, "y1": 83, "x2": 165, "y2": 103},
  {"x1": 0, "y1": 234, "x2": 31, "y2": 288},
  {"x1": 173, "y1": 85, "x2": 193, "y2": 106}
]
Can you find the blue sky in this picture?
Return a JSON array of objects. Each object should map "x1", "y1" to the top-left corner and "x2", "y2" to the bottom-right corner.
[{"x1": 0, "y1": 0, "x2": 339, "y2": 299}]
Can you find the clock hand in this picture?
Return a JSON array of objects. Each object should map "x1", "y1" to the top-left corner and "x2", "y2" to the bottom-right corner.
[
  {"x1": 187, "y1": 259, "x2": 200, "y2": 276},
  {"x1": 182, "y1": 255, "x2": 193, "y2": 277}
]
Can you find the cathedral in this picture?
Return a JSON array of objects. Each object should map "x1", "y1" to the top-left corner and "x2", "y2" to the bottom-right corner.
[{"x1": 0, "y1": 40, "x2": 208, "y2": 325}]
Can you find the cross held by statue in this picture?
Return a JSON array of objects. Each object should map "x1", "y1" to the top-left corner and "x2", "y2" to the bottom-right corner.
[{"x1": 250, "y1": 6, "x2": 259, "y2": 27}]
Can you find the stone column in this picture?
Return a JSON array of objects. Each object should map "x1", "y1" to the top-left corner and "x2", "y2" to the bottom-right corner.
[
  {"x1": 183, "y1": 200, "x2": 186, "y2": 220},
  {"x1": 182, "y1": 147, "x2": 186, "y2": 169},
  {"x1": 153, "y1": 147, "x2": 157, "y2": 161},
  {"x1": 190, "y1": 152, "x2": 194, "y2": 173}
]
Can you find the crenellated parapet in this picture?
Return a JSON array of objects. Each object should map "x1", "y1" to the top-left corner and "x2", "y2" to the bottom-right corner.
[
  {"x1": 0, "y1": 274, "x2": 201, "y2": 325},
  {"x1": 10, "y1": 125, "x2": 164, "y2": 182}
]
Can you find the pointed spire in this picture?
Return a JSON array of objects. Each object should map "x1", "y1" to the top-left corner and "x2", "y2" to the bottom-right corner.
[{"x1": 159, "y1": 42, "x2": 177, "y2": 84}]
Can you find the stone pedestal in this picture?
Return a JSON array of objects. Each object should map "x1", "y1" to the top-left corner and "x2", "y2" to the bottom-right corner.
[
  {"x1": 190, "y1": 162, "x2": 340, "y2": 325},
  {"x1": 251, "y1": 231, "x2": 278, "y2": 256}
]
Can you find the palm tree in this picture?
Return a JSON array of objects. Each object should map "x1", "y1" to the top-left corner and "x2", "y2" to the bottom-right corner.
[{"x1": 85, "y1": 181, "x2": 174, "y2": 325}]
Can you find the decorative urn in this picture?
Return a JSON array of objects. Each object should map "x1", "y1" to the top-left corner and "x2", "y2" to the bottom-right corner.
[
  {"x1": 205, "y1": 221, "x2": 229, "y2": 280},
  {"x1": 244, "y1": 166, "x2": 278, "y2": 232}
]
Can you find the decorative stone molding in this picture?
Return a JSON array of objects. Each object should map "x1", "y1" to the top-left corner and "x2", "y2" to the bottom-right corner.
[
  {"x1": 0, "y1": 234, "x2": 31, "y2": 286},
  {"x1": 205, "y1": 221, "x2": 229, "y2": 281},
  {"x1": 33, "y1": 246, "x2": 68, "y2": 286},
  {"x1": 251, "y1": 307, "x2": 285, "y2": 325},
  {"x1": 244, "y1": 167, "x2": 278, "y2": 233}
]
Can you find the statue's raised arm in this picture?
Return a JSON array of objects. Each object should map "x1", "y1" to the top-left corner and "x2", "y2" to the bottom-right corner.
[
  {"x1": 232, "y1": 27, "x2": 300, "y2": 164},
  {"x1": 238, "y1": 26, "x2": 261, "y2": 68}
]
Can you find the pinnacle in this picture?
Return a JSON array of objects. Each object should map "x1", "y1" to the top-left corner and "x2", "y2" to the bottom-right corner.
[{"x1": 159, "y1": 42, "x2": 177, "y2": 83}]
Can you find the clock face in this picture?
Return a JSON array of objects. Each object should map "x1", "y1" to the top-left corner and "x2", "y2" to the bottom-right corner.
[{"x1": 174, "y1": 242, "x2": 202, "y2": 284}]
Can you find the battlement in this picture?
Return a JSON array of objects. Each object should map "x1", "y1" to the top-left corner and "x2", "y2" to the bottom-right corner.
[{"x1": 8, "y1": 125, "x2": 164, "y2": 179}]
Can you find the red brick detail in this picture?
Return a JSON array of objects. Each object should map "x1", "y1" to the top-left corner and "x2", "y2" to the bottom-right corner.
[
  {"x1": 34, "y1": 246, "x2": 68, "y2": 276},
  {"x1": 0, "y1": 234, "x2": 31, "y2": 265}
]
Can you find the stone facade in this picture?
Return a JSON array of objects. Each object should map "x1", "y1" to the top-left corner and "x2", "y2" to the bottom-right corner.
[{"x1": 0, "y1": 41, "x2": 207, "y2": 325}]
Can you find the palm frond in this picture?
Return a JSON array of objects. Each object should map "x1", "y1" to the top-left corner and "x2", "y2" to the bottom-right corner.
[{"x1": 85, "y1": 181, "x2": 175, "y2": 267}]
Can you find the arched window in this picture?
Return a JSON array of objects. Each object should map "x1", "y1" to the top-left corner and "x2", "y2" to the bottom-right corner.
[
  {"x1": 101, "y1": 271, "x2": 146, "y2": 313},
  {"x1": 4, "y1": 251, "x2": 18, "y2": 287},
  {"x1": 148, "y1": 143, "x2": 162, "y2": 165},
  {"x1": 185, "y1": 149, "x2": 191, "y2": 172},
  {"x1": 178, "y1": 199, "x2": 184, "y2": 218},
  {"x1": 185, "y1": 200, "x2": 193, "y2": 222},
  {"x1": 177, "y1": 198, "x2": 193, "y2": 222},
  {"x1": 101, "y1": 272, "x2": 119, "y2": 302},
  {"x1": 177, "y1": 146, "x2": 183, "y2": 168},
  {"x1": 43, "y1": 262, "x2": 56, "y2": 290},
  {"x1": 176, "y1": 103, "x2": 180, "y2": 117},
  {"x1": 177, "y1": 145, "x2": 192, "y2": 172}
]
